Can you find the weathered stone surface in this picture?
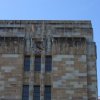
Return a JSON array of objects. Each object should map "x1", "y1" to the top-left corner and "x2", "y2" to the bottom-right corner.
[{"x1": 0, "y1": 20, "x2": 97, "y2": 100}]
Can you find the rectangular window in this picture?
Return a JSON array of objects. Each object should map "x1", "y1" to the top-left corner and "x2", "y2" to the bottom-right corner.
[
  {"x1": 44, "y1": 85, "x2": 51, "y2": 100},
  {"x1": 45, "y1": 56, "x2": 52, "y2": 72},
  {"x1": 33, "y1": 85, "x2": 40, "y2": 100},
  {"x1": 34, "y1": 56, "x2": 41, "y2": 71},
  {"x1": 24, "y1": 55, "x2": 30, "y2": 71},
  {"x1": 22, "y1": 85, "x2": 29, "y2": 100}
]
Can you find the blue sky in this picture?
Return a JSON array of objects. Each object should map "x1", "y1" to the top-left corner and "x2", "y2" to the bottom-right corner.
[{"x1": 0, "y1": 0, "x2": 100, "y2": 96}]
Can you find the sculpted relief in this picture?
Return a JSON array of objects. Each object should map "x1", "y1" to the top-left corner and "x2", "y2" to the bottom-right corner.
[{"x1": 32, "y1": 37, "x2": 53, "y2": 54}]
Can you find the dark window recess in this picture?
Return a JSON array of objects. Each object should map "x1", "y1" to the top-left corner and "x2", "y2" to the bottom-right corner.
[
  {"x1": 34, "y1": 56, "x2": 41, "y2": 71},
  {"x1": 22, "y1": 85, "x2": 29, "y2": 100},
  {"x1": 34, "y1": 86, "x2": 40, "y2": 100},
  {"x1": 44, "y1": 86, "x2": 51, "y2": 100},
  {"x1": 24, "y1": 56, "x2": 30, "y2": 71},
  {"x1": 45, "y1": 56, "x2": 52, "y2": 72}
]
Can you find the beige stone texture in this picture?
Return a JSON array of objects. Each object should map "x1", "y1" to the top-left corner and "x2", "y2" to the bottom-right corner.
[{"x1": 0, "y1": 20, "x2": 97, "y2": 100}]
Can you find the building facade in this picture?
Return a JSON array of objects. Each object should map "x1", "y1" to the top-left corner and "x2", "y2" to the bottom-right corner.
[{"x1": 0, "y1": 20, "x2": 97, "y2": 100}]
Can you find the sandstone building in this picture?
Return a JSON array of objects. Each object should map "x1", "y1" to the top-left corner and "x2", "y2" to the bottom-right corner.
[{"x1": 0, "y1": 20, "x2": 97, "y2": 100}]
